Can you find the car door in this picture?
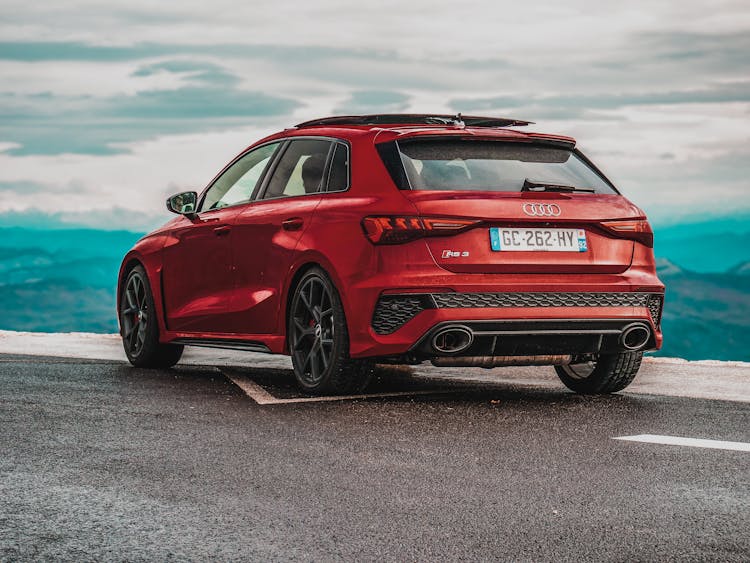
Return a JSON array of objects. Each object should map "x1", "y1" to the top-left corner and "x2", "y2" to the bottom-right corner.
[
  {"x1": 227, "y1": 138, "x2": 337, "y2": 335},
  {"x1": 161, "y1": 142, "x2": 282, "y2": 333}
]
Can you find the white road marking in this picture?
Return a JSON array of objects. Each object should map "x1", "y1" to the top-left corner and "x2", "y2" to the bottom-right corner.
[
  {"x1": 226, "y1": 373, "x2": 280, "y2": 405},
  {"x1": 222, "y1": 369, "x2": 458, "y2": 405},
  {"x1": 614, "y1": 434, "x2": 750, "y2": 452}
]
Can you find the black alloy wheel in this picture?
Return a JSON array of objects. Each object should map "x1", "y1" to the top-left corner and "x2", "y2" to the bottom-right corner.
[
  {"x1": 120, "y1": 265, "x2": 183, "y2": 368},
  {"x1": 289, "y1": 267, "x2": 372, "y2": 394}
]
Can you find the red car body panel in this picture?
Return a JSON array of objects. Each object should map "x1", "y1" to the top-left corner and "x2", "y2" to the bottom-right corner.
[
  {"x1": 118, "y1": 119, "x2": 664, "y2": 362},
  {"x1": 161, "y1": 205, "x2": 241, "y2": 332}
]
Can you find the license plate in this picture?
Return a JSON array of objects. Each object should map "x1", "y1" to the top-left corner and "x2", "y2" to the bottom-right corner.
[{"x1": 490, "y1": 228, "x2": 587, "y2": 252}]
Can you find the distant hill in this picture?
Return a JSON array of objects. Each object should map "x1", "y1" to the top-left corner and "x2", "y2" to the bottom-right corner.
[
  {"x1": 654, "y1": 258, "x2": 682, "y2": 276},
  {"x1": 653, "y1": 231, "x2": 750, "y2": 273},
  {"x1": 728, "y1": 261, "x2": 750, "y2": 276},
  {"x1": 655, "y1": 258, "x2": 750, "y2": 361},
  {"x1": 654, "y1": 213, "x2": 750, "y2": 240},
  {"x1": 0, "y1": 228, "x2": 142, "y2": 333},
  {"x1": 0, "y1": 227, "x2": 143, "y2": 260},
  {"x1": 0, "y1": 279, "x2": 116, "y2": 333}
]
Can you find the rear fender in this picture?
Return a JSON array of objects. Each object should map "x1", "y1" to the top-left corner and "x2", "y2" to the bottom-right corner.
[{"x1": 280, "y1": 250, "x2": 351, "y2": 352}]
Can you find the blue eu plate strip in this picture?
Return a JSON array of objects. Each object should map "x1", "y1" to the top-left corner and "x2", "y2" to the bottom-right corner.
[
  {"x1": 577, "y1": 229, "x2": 587, "y2": 252},
  {"x1": 489, "y1": 228, "x2": 501, "y2": 251}
]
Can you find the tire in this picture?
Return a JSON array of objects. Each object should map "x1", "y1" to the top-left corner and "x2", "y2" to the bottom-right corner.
[
  {"x1": 288, "y1": 267, "x2": 373, "y2": 394},
  {"x1": 120, "y1": 265, "x2": 183, "y2": 368},
  {"x1": 554, "y1": 351, "x2": 643, "y2": 394}
]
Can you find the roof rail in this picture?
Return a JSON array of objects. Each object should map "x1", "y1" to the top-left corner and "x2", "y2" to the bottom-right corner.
[{"x1": 295, "y1": 114, "x2": 533, "y2": 129}]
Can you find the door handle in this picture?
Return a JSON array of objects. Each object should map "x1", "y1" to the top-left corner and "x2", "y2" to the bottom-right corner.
[
  {"x1": 213, "y1": 225, "x2": 231, "y2": 236},
  {"x1": 282, "y1": 217, "x2": 304, "y2": 231}
]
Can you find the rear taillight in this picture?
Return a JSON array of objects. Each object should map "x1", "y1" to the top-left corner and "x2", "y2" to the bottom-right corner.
[
  {"x1": 362, "y1": 216, "x2": 479, "y2": 245},
  {"x1": 600, "y1": 219, "x2": 654, "y2": 248}
]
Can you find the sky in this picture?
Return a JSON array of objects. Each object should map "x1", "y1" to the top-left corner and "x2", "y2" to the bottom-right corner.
[{"x1": 0, "y1": 0, "x2": 749, "y2": 231}]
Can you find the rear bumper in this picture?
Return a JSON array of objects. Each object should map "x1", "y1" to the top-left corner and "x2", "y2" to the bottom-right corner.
[{"x1": 345, "y1": 279, "x2": 664, "y2": 359}]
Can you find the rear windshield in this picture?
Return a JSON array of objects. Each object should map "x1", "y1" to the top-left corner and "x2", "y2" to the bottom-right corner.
[{"x1": 397, "y1": 140, "x2": 617, "y2": 194}]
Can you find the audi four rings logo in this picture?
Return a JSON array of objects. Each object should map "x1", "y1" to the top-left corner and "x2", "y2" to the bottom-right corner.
[{"x1": 522, "y1": 203, "x2": 562, "y2": 217}]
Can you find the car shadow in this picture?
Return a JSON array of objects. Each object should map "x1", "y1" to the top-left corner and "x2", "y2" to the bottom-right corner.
[{"x1": 215, "y1": 362, "x2": 642, "y2": 407}]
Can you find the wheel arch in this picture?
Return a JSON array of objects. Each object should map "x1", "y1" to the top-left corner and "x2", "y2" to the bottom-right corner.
[
  {"x1": 283, "y1": 262, "x2": 322, "y2": 353},
  {"x1": 117, "y1": 255, "x2": 145, "y2": 333},
  {"x1": 282, "y1": 258, "x2": 350, "y2": 354},
  {"x1": 117, "y1": 248, "x2": 168, "y2": 337}
]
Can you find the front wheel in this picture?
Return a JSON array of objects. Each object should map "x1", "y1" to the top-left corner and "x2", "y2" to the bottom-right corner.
[
  {"x1": 288, "y1": 268, "x2": 373, "y2": 394},
  {"x1": 554, "y1": 351, "x2": 643, "y2": 394},
  {"x1": 120, "y1": 266, "x2": 183, "y2": 368}
]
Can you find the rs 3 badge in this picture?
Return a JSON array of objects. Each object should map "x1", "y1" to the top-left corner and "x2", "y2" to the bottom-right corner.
[{"x1": 442, "y1": 250, "x2": 470, "y2": 258}]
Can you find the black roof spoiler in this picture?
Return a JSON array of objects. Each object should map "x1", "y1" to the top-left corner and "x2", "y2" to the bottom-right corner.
[{"x1": 295, "y1": 114, "x2": 533, "y2": 129}]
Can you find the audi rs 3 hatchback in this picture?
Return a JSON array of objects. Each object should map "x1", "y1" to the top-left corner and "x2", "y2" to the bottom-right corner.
[{"x1": 118, "y1": 114, "x2": 664, "y2": 395}]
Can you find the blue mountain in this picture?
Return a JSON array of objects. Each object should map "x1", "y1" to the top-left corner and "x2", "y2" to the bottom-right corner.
[
  {"x1": 0, "y1": 228, "x2": 142, "y2": 332},
  {"x1": 651, "y1": 212, "x2": 750, "y2": 272}
]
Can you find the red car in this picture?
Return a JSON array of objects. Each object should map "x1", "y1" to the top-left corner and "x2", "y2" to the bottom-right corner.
[{"x1": 118, "y1": 114, "x2": 664, "y2": 394}]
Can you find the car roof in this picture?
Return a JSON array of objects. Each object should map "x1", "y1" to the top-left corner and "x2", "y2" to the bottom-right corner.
[
  {"x1": 295, "y1": 114, "x2": 532, "y2": 128},
  {"x1": 255, "y1": 114, "x2": 576, "y2": 147}
]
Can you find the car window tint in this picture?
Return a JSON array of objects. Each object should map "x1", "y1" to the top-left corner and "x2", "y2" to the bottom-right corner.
[
  {"x1": 263, "y1": 139, "x2": 331, "y2": 199},
  {"x1": 201, "y1": 142, "x2": 280, "y2": 211},
  {"x1": 327, "y1": 143, "x2": 349, "y2": 192}
]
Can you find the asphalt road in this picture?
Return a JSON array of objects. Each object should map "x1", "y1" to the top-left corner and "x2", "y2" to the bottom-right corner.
[{"x1": 1, "y1": 353, "x2": 749, "y2": 562}]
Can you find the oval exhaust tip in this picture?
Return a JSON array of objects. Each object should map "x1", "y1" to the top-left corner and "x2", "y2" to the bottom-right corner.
[
  {"x1": 431, "y1": 326, "x2": 474, "y2": 355},
  {"x1": 620, "y1": 324, "x2": 651, "y2": 351}
]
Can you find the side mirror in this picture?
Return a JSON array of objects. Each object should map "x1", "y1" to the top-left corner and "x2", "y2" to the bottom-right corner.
[{"x1": 166, "y1": 191, "x2": 198, "y2": 216}]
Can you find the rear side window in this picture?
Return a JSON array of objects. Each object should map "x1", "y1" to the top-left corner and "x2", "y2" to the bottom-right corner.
[
  {"x1": 263, "y1": 139, "x2": 332, "y2": 199},
  {"x1": 326, "y1": 143, "x2": 349, "y2": 192},
  {"x1": 394, "y1": 140, "x2": 617, "y2": 194}
]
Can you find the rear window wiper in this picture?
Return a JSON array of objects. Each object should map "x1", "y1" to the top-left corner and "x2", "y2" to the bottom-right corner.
[{"x1": 522, "y1": 178, "x2": 596, "y2": 193}]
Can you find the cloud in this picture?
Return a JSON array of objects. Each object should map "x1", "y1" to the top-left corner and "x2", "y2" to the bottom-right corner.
[
  {"x1": 0, "y1": 142, "x2": 21, "y2": 153},
  {"x1": 451, "y1": 82, "x2": 750, "y2": 115},
  {"x1": 334, "y1": 90, "x2": 410, "y2": 114},
  {"x1": 131, "y1": 60, "x2": 240, "y2": 87},
  {"x1": 0, "y1": 40, "x2": 396, "y2": 66},
  {"x1": 0, "y1": 180, "x2": 58, "y2": 194},
  {"x1": 0, "y1": 40, "x2": 511, "y2": 91},
  {"x1": 107, "y1": 87, "x2": 296, "y2": 121},
  {"x1": 0, "y1": 2, "x2": 748, "y2": 224},
  {"x1": 0, "y1": 123, "x2": 281, "y2": 225},
  {"x1": 0, "y1": 41, "x2": 175, "y2": 62},
  {"x1": 633, "y1": 30, "x2": 750, "y2": 67},
  {"x1": 0, "y1": 59, "x2": 300, "y2": 155}
]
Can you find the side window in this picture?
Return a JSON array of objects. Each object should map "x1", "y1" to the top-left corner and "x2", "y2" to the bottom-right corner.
[
  {"x1": 200, "y1": 142, "x2": 280, "y2": 211},
  {"x1": 263, "y1": 139, "x2": 332, "y2": 199},
  {"x1": 326, "y1": 143, "x2": 349, "y2": 192}
]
